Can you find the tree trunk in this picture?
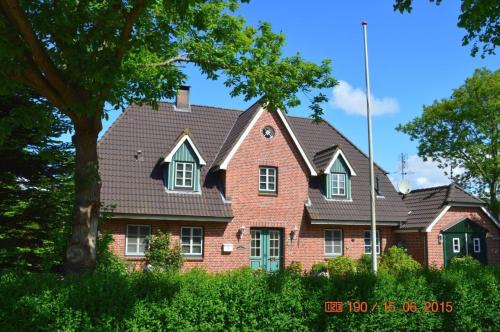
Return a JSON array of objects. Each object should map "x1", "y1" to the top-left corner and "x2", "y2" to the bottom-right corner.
[
  {"x1": 489, "y1": 180, "x2": 499, "y2": 219},
  {"x1": 65, "y1": 116, "x2": 102, "y2": 275}
]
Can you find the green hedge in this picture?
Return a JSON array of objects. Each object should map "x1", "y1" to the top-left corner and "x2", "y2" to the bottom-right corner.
[{"x1": 0, "y1": 265, "x2": 499, "y2": 331}]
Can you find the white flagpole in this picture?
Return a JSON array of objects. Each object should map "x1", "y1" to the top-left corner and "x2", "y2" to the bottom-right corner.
[{"x1": 362, "y1": 20, "x2": 378, "y2": 273}]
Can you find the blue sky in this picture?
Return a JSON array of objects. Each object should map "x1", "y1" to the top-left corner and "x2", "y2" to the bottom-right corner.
[{"x1": 99, "y1": 0, "x2": 498, "y2": 189}]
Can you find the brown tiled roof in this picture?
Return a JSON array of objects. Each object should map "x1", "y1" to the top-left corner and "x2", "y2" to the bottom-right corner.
[
  {"x1": 287, "y1": 117, "x2": 408, "y2": 223},
  {"x1": 312, "y1": 145, "x2": 338, "y2": 173},
  {"x1": 211, "y1": 100, "x2": 261, "y2": 169},
  {"x1": 98, "y1": 101, "x2": 408, "y2": 223},
  {"x1": 400, "y1": 183, "x2": 485, "y2": 229},
  {"x1": 98, "y1": 103, "x2": 240, "y2": 219}
]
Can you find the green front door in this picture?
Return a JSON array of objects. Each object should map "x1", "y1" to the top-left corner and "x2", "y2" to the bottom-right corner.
[
  {"x1": 249, "y1": 229, "x2": 282, "y2": 272},
  {"x1": 443, "y1": 219, "x2": 488, "y2": 267}
]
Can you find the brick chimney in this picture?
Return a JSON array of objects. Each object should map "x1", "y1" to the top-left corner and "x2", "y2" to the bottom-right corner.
[{"x1": 175, "y1": 85, "x2": 191, "y2": 112}]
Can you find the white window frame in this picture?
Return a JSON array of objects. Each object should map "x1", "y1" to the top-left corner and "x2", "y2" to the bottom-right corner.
[
  {"x1": 175, "y1": 162, "x2": 194, "y2": 189},
  {"x1": 452, "y1": 238, "x2": 460, "y2": 253},
  {"x1": 259, "y1": 167, "x2": 277, "y2": 192},
  {"x1": 473, "y1": 238, "x2": 481, "y2": 253},
  {"x1": 181, "y1": 226, "x2": 203, "y2": 256},
  {"x1": 331, "y1": 173, "x2": 346, "y2": 196},
  {"x1": 125, "y1": 224, "x2": 151, "y2": 256},
  {"x1": 364, "y1": 230, "x2": 380, "y2": 255},
  {"x1": 324, "y1": 229, "x2": 343, "y2": 256}
]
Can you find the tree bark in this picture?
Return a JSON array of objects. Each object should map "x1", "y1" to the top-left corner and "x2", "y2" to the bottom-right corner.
[
  {"x1": 65, "y1": 115, "x2": 102, "y2": 275},
  {"x1": 489, "y1": 180, "x2": 499, "y2": 219}
]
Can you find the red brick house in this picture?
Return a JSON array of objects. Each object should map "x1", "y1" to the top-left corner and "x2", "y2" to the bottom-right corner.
[
  {"x1": 399, "y1": 185, "x2": 500, "y2": 267},
  {"x1": 98, "y1": 87, "x2": 499, "y2": 271}
]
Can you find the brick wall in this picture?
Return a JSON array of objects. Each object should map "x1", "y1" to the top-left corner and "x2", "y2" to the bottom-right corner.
[
  {"x1": 395, "y1": 231, "x2": 426, "y2": 265},
  {"x1": 101, "y1": 109, "x2": 398, "y2": 272},
  {"x1": 426, "y1": 207, "x2": 500, "y2": 267}
]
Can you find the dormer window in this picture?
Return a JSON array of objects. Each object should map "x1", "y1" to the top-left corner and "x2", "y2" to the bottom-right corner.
[
  {"x1": 331, "y1": 173, "x2": 346, "y2": 196},
  {"x1": 175, "y1": 162, "x2": 194, "y2": 189},
  {"x1": 164, "y1": 130, "x2": 206, "y2": 193},
  {"x1": 315, "y1": 147, "x2": 356, "y2": 200}
]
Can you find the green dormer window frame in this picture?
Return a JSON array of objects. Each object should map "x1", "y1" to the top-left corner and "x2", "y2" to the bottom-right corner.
[
  {"x1": 164, "y1": 133, "x2": 205, "y2": 193},
  {"x1": 331, "y1": 173, "x2": 346, "y2": 196},
  {"x1": 175, "y1": 161, "x2": 194, "y2": 189},
  {"x1": 323, "y1": 149, "x2": 355, "y2": 200}
]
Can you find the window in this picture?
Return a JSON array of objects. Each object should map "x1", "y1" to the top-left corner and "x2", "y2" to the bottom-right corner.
[
  {"x1": 250, "y1": 230, "x2": 261, "y2": 257},
  {"x1": 473, "y1": 238, "x2": 481, "y2": 253},
  {"x1": 259, "y1": 167, "x2": 277, "y2": 192},
  {"x1": 126, "y1": 225, "x2": 151, "y2": 256},
  {"x1": 181, "y1": 227, "x2": 203, "y2": 256},
  {"x1": 452, "y1": 238, "x2": 460, "y2": 253},
  {"x1": 262, "y1": 126, "x2": 275, "y2": 139},
  {"x1": 331, "y1": 173, "x2": 346, "y2": 196},
  {"x1": 364, "y1": 230, "x2": 380, "y2": 254},
  {"x1": 325, "y1": 230, "x2": 343, "y2": 256},
  {"x1": 175, "y1": 162, "x2": 194, "y2": 188}
]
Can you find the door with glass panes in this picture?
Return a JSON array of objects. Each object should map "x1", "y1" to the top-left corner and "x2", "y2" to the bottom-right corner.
[{"x1": 249, "y1": 229, "x2": 282, "y2": 271}]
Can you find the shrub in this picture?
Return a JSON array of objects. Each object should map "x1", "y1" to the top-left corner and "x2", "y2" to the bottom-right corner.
[
  {"x1": 145, "y1": 230, "x2": 183, "y2": 272},
  {"x1": 380, "y1": 245, "x2": 422, "y2": 274},
  {"x1": 310, "y1": 261, "x2": 327, "y2": 274},
  {"x1": 448, "y1": 256, "x2": 482, "y2": 270},
  {"x1": 327, "y1": 256, "x2": 357, "y2": 275},
  {"x1": 96, "y1": 232, "x2": 129, "y2": 274},
  {"x1": 286, "y1": 261, "x2": 303, "y2": 275},
  {"x1": 358, "y1": 254, "x2": 375, "y2": 272},
  {"x1": 0, "y1": 266, "x2": 499, "y2": 331}
]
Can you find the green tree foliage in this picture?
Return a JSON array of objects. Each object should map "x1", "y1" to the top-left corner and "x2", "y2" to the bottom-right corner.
[
  {"x1": 145, "y1": 230, "x2": 183, "y2": 272},
  {"x1": 393, "y1": 0, "x2": 499, "y2": 57},
  {"x1": 0, "y1": 0, "x2": 336, "y2": 274},
  {"x1": 397, "y1": 68, "x2": 499, "y2": 216},
  {"x1": 0, "y1": 89, "x2": 73, "y2": 272}
]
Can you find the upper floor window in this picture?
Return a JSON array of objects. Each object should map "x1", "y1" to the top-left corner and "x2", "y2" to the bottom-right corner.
[
  {"x1": 175, "y1": 162, "x2": 194, "y2": 189},
  {"x1": 364, "y1": 230, "x2": 380, "y2": 255},
  {"x1": 126, "y1": 224, "x2": 151, "y2": 256},
  {"x1": 331, "y1": 173, "x2": 346, "y2": 196},
  {"x1": 259, "y1": 167, "x2": 277, "y2": 193}
]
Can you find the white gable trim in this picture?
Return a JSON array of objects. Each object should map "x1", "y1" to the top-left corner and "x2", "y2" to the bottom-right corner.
[
  {"x1": 220, "y1": 107, "x2": 265, "y2": 170},
  {"x1": 164, "y1": 135, "x2": 206, "y2": 165},
  {"x1": 480, "y1": 207, "x2": 500, "y2": 228},
  {"x1": 324, "y1": 149, "x2": 357, "y2": 176},
  {"x1": 276, "y1": 109, "x2": 317, "y2": 176},
  {"x1": 219, "y1": 107, "x2": 318, "y2": 176},
  {"x1": 424, "y1": 205, "x2": 451, "y2": 232}
]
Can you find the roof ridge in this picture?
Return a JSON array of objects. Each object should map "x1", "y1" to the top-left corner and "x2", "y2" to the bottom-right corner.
[
  {"x1": 406, "y1": 184, "x2": 451, "y2": 193},
  {"x1": 209, "y1": 98, "x2": 263, "y2": 169},
  {"x1": 157, "y1": 101, "x2": 243, "y2": 112}
]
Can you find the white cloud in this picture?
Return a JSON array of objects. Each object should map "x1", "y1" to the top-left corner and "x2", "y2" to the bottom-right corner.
[
  {"x1": 331, "y1": 80, "x2": 399, "y2": 116},
  {"x1": 390, "y1": 155, "x2": 465, "y2": 191}
]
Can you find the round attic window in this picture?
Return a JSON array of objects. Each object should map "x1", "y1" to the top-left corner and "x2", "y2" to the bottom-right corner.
[{"x1": 262, "y1": 126, "x2": 275, "y2": 139}]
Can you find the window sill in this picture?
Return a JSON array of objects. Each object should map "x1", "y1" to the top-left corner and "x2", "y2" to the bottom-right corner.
[
  {"x1": 324, "y1": 255, "x2": 342, "y2": 260},
  {"x1": 125, "y1": 255, "x2": 146, "y2": 260},
  {"x1": 183, "y1": 255, "x2": 203, "y2": 261},
  {"x1": 258, "y1": 191, "x2": 277, "y2": 197}
]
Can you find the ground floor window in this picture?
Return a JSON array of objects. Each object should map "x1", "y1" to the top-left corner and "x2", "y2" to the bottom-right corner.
[
  {"x1": 324, "y1": 229, "x2": 342, "y2": 256},
  {"x1": 126, "y1": 225, "x2": 151, "y2": 256},
  {"x1": 181, "y1": 226, "x2": 203, "y2": 256},
  {"x1": 364, "y1": 230, "x2": 380, "y2": 255}
]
